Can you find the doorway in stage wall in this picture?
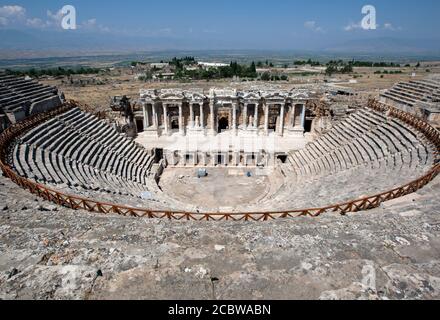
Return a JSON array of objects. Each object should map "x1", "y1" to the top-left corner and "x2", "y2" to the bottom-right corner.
[
  {"x1": 305, "y1": 119, "x2": 313, "y2": 133},
  {"x1": 171, "y1": 117, "x2": 179, "y2": 130},
  {"x1": 268, "y1": 106, "x2": 279, "y2": 131},
  {"x1": 218, "y1": 117, "x2": 229, "y2": 133},
  {"x1": 217, "y1": 154, "x2": 225, "y2": 166},
  {"x1": 154, "y1": 148, "x2": 163, "y2": 163},
  {"x1": 136, "y1": 119, "x2": 144, "y2": 132}
]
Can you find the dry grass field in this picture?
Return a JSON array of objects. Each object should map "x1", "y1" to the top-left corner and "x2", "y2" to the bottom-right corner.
[{"x1": 38, "y1": 61, "x2": 440, "y2": 112}]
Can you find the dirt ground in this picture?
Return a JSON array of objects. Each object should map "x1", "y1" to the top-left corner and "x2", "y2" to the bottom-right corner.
[
  {"x1": 39, "y1": 62, "x2": 440, "y2": 112},
  {"x1": 159, "y1": 168, "x2": 269, "y2": 210}
]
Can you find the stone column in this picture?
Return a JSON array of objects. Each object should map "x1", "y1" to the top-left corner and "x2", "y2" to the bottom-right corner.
[
  {"x1": 293, "y1": 104, "x2": 299, "y2": 127},
  {"x1": 200, "y1": 103, "x2": 204, "y2": 128},
  {"x1": 189, "y1": 103, "x2": 194, "y2": 128},
  {"x1": 254, "y1": 102, "x2": 259, "y2": 128},
  {"x1": 232, "y1": 102, "x2": 237, "y2": 134},
  {"x1": 301, "y1": 104, "x2": 306, "y2": 129},
  {"x1": 243, "y1": 103, "x2": 248, "y2": 129},
  {"x1": 152, "y1": 103, "x2": 158, "y2": 129},
  {"x1": 178, "y1": 103, "x2": 184, "y2": 135},
  {"x1": 211, "y1": 152, "x2": 216, "y2": 166},
  {"x1": 289, "y1": 105, "x2": 295, "y2": 128},
  {"x1": 193, "y1": 152, "x2": 198, "y2": 166},
  {"x1": 163, "y1": 104, "x2": 169, "y2": 135},
  {"x1": 210, "y1": 100, "x2": 215, "y2": 135},
  {"x1": 279, "y1": 104, "x2": 285, "y2": 136},
  {"x1": 264, "y1": 103, "x2": 269, "y2": 136},
  {"x1": 142, "y1": 103, "x2": 149, "y2": 129},
  {"x1": 234, "y1": 151, "x2": 239, "y2": 166}
]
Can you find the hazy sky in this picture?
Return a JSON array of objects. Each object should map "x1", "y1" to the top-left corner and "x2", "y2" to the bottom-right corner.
[{"x1": 1, "y1": 0, "x2": 440, "y2": 51}]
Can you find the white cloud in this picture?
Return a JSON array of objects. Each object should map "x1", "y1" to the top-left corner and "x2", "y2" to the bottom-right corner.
[
  {"x1": 0, "y1": 5, "x2": 109, "y2": 33},
  {"x1": 46, "y1": 8, "x2": 64, "y2": 28},
  {"x1": 344, "y1": 21, "x2": 363, "y2": 31},
  {"x1": 344, "y1": 21, "x2": 380, "y2": 31},
  {"x1": 0, "y1": 5, "x2": 26, "y2": 18},
  {"x1": 0, "y1": 5, "x2": 26, "y2": 26},
  {"x1": 79, "y1": 18, "x2": 110, "y2": 32},
  {"x1": 304, "y1": 21, "x2": 324, "y2": 33},
  {"x1": 26, "y1": 18, "x2": 47, "y2": 28},
  {"x1": 383, "y1": 22, "x2": 401, "y2": 31},
  {"x1": 81, "y1": 18, "x2": 96, "y2": 29},
  {"x1": 344, "y1": 20, "x2": 400, "y2": 32}
]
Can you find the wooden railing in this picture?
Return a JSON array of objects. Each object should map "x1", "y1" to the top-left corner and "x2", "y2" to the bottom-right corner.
[{"x1": 0, "y1": 99, "x2": 439, "y2": 221}]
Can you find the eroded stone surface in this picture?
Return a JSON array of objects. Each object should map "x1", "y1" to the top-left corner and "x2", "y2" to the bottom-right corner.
[{"x1": 0, "y1": 174, "x2": 439, "y2": 300}]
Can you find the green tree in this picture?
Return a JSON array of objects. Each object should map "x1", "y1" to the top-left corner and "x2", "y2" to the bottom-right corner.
[
  {"x1": 261, "y1": 72, "x2": 271, "y2": 81},
  {"x1": 325, "y1": 65, "x2": 336, "y2": 76},
  {"x1": 341, "y1": 65, "x2": 353, "y2": 74},
  {"x1": 250, "y1": 61, "x2": 256, "y2": 73}
]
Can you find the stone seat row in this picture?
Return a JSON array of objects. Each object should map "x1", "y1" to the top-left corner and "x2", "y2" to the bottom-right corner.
[
  {"x1": 0, "y1": 80, "x2": 40, "y2": 92},
  {"x1": 390, "y1": 87, "x2": 431, "y2": 103},
  {"x1": 395, "y1": 82, "x2": 434, "y2": 98},
  {"x1": 381, "y1": 79, "x2": 440, "y2": 106},
  {"x1": 0, "y1": 85, "x2": 55, "y2": 105},
  {"x1": 21, "y1": 108, "x2": 154, "y2": 173},
  {"x1": 287, "y1": 108, "x2": 433, "y2": 180},
  {"x1": 279, "y1": 162, "x2": 428, "y2": 209},
  {"x1": 13, "y1": 108, "x2": 158, "y2": 198},
  {"x1": 13, "y1": 143, "x2": 147, "y2": 197},
  {"x1": 381, "y1": 92, "x2": 416, "y2": 106},
  {"x1": 13, "y1": 143, "x2": 190, "y2": 212},
  {"x1": 264, "y1": 152, "x2": 430, "y2": 211},
  {"x1": 410, "y1": 80, "x2": 440, "y2": 91},
  {"x1": 0, "y1": 78, "x2": 51, "y2": 94},
  {"x1": 2, "y1": 91, "x2": 58, "y2": 111}
]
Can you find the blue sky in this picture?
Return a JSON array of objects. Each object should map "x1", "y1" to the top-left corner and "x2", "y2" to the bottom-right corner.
[{"x1": 1, "y1": 0, "x2": 440, "y2": 51}]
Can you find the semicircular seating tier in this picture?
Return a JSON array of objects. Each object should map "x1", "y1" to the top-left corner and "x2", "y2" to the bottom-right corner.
[
  {"x1": 7, "y1": 101, "x2": 438, "y2": 213},
  {"x1": 260, "y1": 107, "x2": 436, "y2": 211}
]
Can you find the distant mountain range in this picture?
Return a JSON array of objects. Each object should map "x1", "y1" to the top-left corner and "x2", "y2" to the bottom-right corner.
[
  {"x1": 0, "y1": 28, "x2": 440, "y2": 61},
  {"x1": 323, "y1": 37, "x2": 440, "y2": 55}
]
